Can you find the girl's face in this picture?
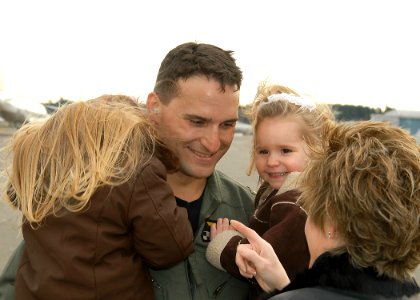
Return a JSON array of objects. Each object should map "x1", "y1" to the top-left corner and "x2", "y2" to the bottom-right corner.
[{"x1": 254, "y1": 116, "x2": 309, "y2": 189}]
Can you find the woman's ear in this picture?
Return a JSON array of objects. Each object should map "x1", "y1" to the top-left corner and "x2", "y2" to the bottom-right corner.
[{"x1": 325, "y1": 221, "x2": 345, "y2": 249}]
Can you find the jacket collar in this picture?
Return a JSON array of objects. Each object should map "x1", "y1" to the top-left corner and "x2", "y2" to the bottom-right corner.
[
  {"x1": 279, "y1": 252, "x2": 420, "y2": 298},
  {"x1": 197, "y1": 170, "x2": 230, "y2": 225},
  {"x1": 200, "y1": 170, "x2": 253, "y2": 220}
]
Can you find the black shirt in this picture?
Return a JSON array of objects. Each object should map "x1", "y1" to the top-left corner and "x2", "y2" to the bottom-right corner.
[{"x1": 176, "y1": 195, "x2": 203, "y2": 235}]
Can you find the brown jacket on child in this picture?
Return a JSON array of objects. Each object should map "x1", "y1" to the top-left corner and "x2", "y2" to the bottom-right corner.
[
  {"x1": 206, "y1": 172, "x2": 309, "y2": 300},
  {"x1": 15, "y1": 156, "x2": 194, "y2": 300}
]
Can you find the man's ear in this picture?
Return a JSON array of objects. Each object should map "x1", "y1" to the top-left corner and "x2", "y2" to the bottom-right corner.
[{"x1": 146, "y1": 92, "x2": 160, "y2": 114}]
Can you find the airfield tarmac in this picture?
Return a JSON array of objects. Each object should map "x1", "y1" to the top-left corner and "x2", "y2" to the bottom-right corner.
[{"x1": 0, "y1": 129, "x2": 419, "y2": 284}]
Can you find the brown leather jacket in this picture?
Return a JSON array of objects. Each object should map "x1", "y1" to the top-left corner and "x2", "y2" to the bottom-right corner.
[{"x1": 15, "y1": 156, "x2": 194, "y2": 300}]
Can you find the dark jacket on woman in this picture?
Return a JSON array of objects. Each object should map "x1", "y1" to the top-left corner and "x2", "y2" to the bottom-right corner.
[
  {"x1": 206, "y1": 172, "x2": 309, "y2": 300},
  {"x1": 264, "y1": 253, "x2": 420, "y2": 300},
  {"x1": 15, "y1": 156, "x2": 194, "y2": 300}
]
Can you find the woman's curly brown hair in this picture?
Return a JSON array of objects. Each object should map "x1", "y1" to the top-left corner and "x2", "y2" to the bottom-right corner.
[{"x1": 300, "y1": 120, "x2": 420, "y2": 281}]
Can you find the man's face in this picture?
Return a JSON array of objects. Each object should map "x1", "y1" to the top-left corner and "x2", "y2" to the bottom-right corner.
[{"x1": 152, "y1": 75, "x2": 239, "y2": 179}]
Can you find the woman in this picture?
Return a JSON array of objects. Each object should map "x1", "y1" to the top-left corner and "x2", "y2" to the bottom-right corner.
[{"x1": 232, "y1": 120, "x2": 420, "y2": 299}]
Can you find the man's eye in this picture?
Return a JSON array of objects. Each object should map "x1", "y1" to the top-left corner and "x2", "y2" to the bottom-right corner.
[
  {"x1": 221, "y1": 122, "x2": 236, "y2": 129},
  {"x1": 190, "y1": 119, "x2": 205, "y2": 126}
]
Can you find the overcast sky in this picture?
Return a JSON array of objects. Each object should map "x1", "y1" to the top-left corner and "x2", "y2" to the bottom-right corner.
[{"x1": 1, "y1": 0, "x2": 419, "y2": 111}]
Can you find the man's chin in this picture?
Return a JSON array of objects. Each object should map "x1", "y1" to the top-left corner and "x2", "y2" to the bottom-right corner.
[{"x1": 181, "y1": 164, "x2": 216, "y2": 179}]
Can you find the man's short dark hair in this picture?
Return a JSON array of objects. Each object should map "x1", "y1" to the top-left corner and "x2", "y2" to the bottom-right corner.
[{"x1": 154, "y1": 42, "x2": 243, "y2": 103}]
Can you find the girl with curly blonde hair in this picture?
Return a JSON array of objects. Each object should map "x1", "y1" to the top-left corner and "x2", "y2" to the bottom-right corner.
[{"x1": 207, "y1": 82, "x2": 335, "y2": 299}]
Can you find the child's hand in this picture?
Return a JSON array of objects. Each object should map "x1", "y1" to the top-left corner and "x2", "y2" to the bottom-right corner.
[{"x1": 210, "y1": 218, "x2": 232, "y2": 240}]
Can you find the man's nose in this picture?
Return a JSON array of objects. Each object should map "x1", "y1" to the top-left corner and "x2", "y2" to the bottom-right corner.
[{"x1": 202, "y1": 127, "x2": 221, "y2": 153}]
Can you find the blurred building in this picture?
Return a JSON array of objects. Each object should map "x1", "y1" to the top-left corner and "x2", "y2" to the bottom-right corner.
[{"x1": 371, "y1": 110, "x2": 420, "y2": 142}]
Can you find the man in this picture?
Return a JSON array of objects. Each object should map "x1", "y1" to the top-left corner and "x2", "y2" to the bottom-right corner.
[
  {"x1": 0, "y1": 42, "x2": 254, "y2": 300},
  {"x1": 146, "y1": 42, "x2": 254, "y2": 299}
]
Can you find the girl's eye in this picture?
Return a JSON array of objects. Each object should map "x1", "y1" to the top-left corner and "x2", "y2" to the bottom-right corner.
[{"x1": 257, "y1": 149, "x2": 269, "y2": 155}]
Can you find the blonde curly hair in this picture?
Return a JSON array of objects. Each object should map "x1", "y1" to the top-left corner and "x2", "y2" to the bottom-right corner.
[
  {"x1": 4, "y1": 95, "x2": 158, "y2": 226},
  {"x1": 299, "y1": 121, "x2": 420, "y2": 281},
  {"x1": 246, "y1": 81, "x2": 335, "y2": 178}
]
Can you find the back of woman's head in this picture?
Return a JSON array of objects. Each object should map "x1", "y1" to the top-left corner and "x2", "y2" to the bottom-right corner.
[
  {"x1": 300, "y1": 120, "x2": 420, "y2": 280},
  {"x1": 246, "y1": 82, "x2": 335, "y2": 175},
  {"x1": 6, "y1": 95, "x2": 157, "y2": 225}
]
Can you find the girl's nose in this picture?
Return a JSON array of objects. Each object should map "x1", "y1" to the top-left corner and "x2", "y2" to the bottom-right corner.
[{"x1": 267, "y1": 154, "x2": 280, "y2": 166}]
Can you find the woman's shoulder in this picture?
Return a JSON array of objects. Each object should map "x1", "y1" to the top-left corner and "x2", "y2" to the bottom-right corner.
[{"x1": 266, "y1": 287, "x2": 369, "y2": 300}]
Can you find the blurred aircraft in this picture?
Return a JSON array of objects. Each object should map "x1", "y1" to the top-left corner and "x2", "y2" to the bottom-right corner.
[
  {"x1": 0, "y1": 98, "x2": 49, "y2": 128},
  {"x1": 235, "y1": 121, "x2": 253, "y2": 135},
  {"x1": 41, "y1": 98, "x2": 73, "y2": 114}
]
